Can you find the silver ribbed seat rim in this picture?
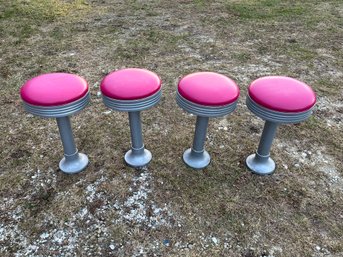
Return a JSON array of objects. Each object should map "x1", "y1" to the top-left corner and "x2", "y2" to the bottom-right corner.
[
  {"x1": 102, "y1": 90, "x2": 161, "y2": 112},
  {"x1": 23, "y1": 92, "x2": 90, "y2": 118},
  {"x1": 246, "y1": 95, "x2": 314, "y2": 123},
  {"x1": 176, "y1": 91, "x2": 238, "y2": 117}
]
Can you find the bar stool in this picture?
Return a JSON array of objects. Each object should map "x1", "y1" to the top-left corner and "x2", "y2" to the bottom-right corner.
[
  {"x1": 176, "y1": 72, "x2": 240, "y2": 169},
  {"x1": 100, "y1": 68, "x2": 161, "y2": 168},
  {"x1": 245, "y1": 76, "x2": 316, "y2": 175},
  {"x1": 20, "y1": 73, "x2": 90, "y2": 174}
]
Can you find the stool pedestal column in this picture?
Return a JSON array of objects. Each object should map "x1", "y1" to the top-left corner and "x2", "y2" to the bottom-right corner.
[
  {"x1": 124, "y1": 111, "x2": 152, "y2": 167},
  {"x1": 57, "y1": 116, "x2": 88, "y2": 174},
  {"x1": 183, "y1": 116, "x2": 210, "y2": 169},
  {"x1": 246, "y1": 120, "x2": 277, "y2": 175}
]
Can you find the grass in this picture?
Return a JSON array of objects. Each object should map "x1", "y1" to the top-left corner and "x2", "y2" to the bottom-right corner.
[
  {"x1": 1, "y1": 0, "x2": 343, "y2": 256},
  {"x1": 0, "y1": 0, "x2": 89, "y2": 21},
  {"x1": 226, "y1": 0, "x2": 307, "y2": 20}
]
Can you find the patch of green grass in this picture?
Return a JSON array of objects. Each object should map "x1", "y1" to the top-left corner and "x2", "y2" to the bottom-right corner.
[
  {"x1": 193, "y1": 0, "x2": 206, "y2": 8},
  {"x1": 286, "y1": 44, "x2": 317, "y2": 61},
  {"x1": 114, "y1": 29, "x2": 189, "y2": 61},
  {"x1": 315, "y1": 79, "x2": 339, "y2": 95},
  {"x1": 0, "y1": 0, "x2": 90, "y2": 43},
  {"x1": 225, "y1": 0, "x2": 307, "y2": 20},
  {"x1": 0, "y1": 0, "x2": 89, "y2": 22},
  {"x1": 232, "y1": 52, "x2": 252, "y2": 62}
]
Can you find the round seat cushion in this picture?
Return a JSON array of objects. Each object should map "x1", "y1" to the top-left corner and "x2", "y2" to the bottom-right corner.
[
  {"x1": 100, "y1": 68, "x2": 161, "y2": 100},
  {"x1": 20, "y1": 73, "x2": 88, "y2": 106},
  {"x1": 248, "y1": 76, "x2": 316, "y2": 113},
  {"x1": 178, "y1": 72, "x2": 240, "y2": 106}
]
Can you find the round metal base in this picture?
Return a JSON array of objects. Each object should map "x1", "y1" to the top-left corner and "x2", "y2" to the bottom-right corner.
[
  {"x1": 246, "y1": 153, "x2": 275, "y2": 175},
  {"x1": 125, "y1": 149, "x2": 152, "y2": 168},
  {"x1": 59, "y1": 153, "x2": 89, "y2": 174},
  {"x1": 183, "y1": 148, "x2": 210, "y2": 169}
]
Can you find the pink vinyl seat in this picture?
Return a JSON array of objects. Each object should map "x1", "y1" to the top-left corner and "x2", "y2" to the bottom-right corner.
[
  {"x1": 21, "y1": 73, "x2": 88, "y2": 107},
  {"x1": 101, "y1": 68, "x2": 161, "y2": 101},
  {"x1": 248, "y1": 76, "x2": 316, "y2": 113},
  {"x1": 178, "y1": 72, "x2": 239, "y2": 107}
]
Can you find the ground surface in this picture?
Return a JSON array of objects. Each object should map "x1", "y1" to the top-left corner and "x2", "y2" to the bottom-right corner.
[{"x1": 0, "y1": 0, "x2": 343, "y2": 256}]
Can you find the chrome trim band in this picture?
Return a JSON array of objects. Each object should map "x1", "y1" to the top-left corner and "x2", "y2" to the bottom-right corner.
[
  {"x1": 176, "y1": 91, "x2": 237, "y2": 117},
  {"x1": 102, "y1": 90, "x2": 161, "y2": 112},
  {"x1": 246, "y1": 95, "x2": 313, "y2": 123},
  {"x1": 23, "y1": 92, "x2": 90, "y2": 118}
]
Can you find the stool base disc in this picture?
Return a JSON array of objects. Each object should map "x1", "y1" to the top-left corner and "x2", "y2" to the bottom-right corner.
[
  {"x1": 125, "y1": 149, "x2": 152, "y2": 168},
  {"x1": 59, "y1": 153, "x2": 89, "y2": 174},
  {"x1": 183, "y1": 148, "x2": 210, "y2": 169},
  {"x1": 246, "y1": 154, "x2": 275, "y2": 175}
]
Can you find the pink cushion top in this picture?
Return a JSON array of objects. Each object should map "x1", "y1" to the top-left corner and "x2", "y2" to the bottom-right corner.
[
  {"x1": 248, "y1": 76, "x2": 316, "y2": 113},
  {"x1": 100, "y1": 68, "x2": 161, "y2": 100},
  {"x1": 20, "y1": 73, "x2": 88, "y2": 106},
  {"x1": 178, "y1": 72, "x2": 240, "y2": 106}
]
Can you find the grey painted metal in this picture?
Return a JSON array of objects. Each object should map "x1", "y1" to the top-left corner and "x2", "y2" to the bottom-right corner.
[
  {"x1": 56, "y1": 116, "x2": 88, "y2": 174},
  {"x1": 246, "y1": 95, "x2": 314, "y2": 175},
  {"x1": 176, "y1": 92, "x2": 237, "y2": 118},
  {"x1": 129, "y1": 112, "x2": 144, "y2": 149},
  {"x1": 103, "y1": 89, "x2": 161, "y2": 168},
  {"x1": 246, "y1": 95, "x2": 313, "y2": 123},
  {"x1": 23, "y1": 92, "x2": 90, "y2": 118},
  {"x1": 183, "y1": 116, "x2": 210, "y2": 169},
  {"x1": 192, "y1": 116, "x2": 209, "y2": 152},
  {"x1": 246, "y1": 121, "x2": 278, "y2": 175},
  {"x1": 102, "y1": 90, "x2": 161, "y2": 112},
  {"x1": 124, "y1": 111, "x2": 152, "y2": 167}
]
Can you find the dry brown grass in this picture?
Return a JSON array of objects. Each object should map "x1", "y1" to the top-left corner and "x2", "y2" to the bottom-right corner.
[{"x1": 1, "y1": 0, "x2": 343, "y2": 256}]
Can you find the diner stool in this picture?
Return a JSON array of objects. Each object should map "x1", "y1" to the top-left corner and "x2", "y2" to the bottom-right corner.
[
  {"x1": 176, "y1": 72, "x2": 240, "y2": 169},
  {"x1": 245, "y1": 76, "x2": 316, "y2": 175},
  {"x1": 20, "y1": 73, "x2": 90, "y2": 174},
  {"x1": 100, "y1": 68, "x2": 162, "y2": 168}
]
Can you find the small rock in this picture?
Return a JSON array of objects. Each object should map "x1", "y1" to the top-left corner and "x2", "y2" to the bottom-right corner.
[
  {"x1": 40, "y1": 232, "x2": 49, "y2": 239},
  {"x1": 163, "y1": 239, "x2": 170, "y2": 246},
  {"x1": 109, "y1": 244, "x2": 115, "y2": 250},
  {"x1": 301, "y1": 152, "x2": 307, "y2": 158},
  {"x1": 212, "y1": 237, "x2": 219, "y2": 245},
  {"x1": 316, "y1": 246, "x2": 321, "y2": 251}
]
